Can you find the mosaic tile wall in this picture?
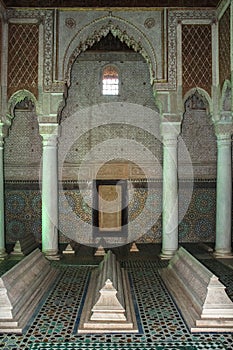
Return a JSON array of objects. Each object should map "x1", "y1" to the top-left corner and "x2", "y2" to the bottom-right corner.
[
  {"x1": 5, "y1": 182, "x2": 216, "y2": 244},
  {"x1": 5, "y1": 187, "x2": 42, "y2": 243}
]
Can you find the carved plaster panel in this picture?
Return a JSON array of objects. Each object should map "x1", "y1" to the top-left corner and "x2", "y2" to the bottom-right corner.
[{"x1": 58, "y1": 10, "x2": 161, "y2": 86}]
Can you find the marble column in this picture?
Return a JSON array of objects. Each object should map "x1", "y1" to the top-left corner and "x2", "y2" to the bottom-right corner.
[
  {"x1": 39, "y1": 123, "x2": 60, "y2": 260},
  {"x1": 0, "y1": 123, "x2": 7, "y2": 259},
  {"x1": 214, "y1": 125, "x2": 232, "y2": 257},
  {"x1": 160, "y1": 120, "x2": 180, "y2": 259}
]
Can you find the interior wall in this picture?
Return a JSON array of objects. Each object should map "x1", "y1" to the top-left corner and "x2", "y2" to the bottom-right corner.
[{"x1": 4, "y1": 37, "x2": 218, "y2": 245}]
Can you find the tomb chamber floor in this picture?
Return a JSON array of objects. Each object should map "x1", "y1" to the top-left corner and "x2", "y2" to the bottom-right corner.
[{"x1": 0, "y1": 243, "x2": 233, "y2": 350}]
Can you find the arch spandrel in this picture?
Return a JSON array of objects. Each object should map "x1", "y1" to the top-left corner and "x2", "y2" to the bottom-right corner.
[{"x1": 62, "y1": 16, "x2": 158, "y2": 87}]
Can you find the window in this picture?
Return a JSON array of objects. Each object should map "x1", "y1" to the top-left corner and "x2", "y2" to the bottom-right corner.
[{"x1": 102, "y1": 65, "x2": 119, "y2": 95}]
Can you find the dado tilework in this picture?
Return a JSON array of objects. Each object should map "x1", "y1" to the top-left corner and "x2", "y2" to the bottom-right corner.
[
  {"x1": 0, "y1": 246, "x2": 232, "y2": 349},
  {"x1": 5, "y1": 189, "x2": 42, "y2": 243},
  {"x1": 5, "y1": 182, "x2": 217, "y2": 244}
]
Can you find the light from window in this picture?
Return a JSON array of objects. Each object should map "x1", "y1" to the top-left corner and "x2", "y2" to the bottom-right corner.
[{"x1": 102, "y1": 65, "x2": 119, "y2": 95}]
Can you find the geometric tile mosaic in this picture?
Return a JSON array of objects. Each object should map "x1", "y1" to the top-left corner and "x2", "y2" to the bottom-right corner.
[
  {"x1": 29, "y1": 342, "x2": 224, "y2": 349},
  {"x1": 0, "y1": 244, "x2": 232, "y2": 350},
  {"x1": 5, "y1": 182, "x2": 217, "y2": 244}
]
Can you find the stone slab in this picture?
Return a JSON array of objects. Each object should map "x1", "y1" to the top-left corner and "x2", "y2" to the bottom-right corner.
[
  {"x1": 78, "y1": 251, "x2": 138, "y2": 333},
  {"x1": 0, "y1": 248, "x2": 59, "y2": 333},
  {"x1": 160, "y1": 247, "x2": 233, "y2": 332}
]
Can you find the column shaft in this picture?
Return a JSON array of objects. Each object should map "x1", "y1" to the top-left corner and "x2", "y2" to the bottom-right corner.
[
  {"x1": 161, "y1": 134, "x2": 179, "y2": 259},
  {"x1": 215, "y1": 134, "x2": 232, "y2": 257},
  {"x1": 0, "y1": 134, "x2": 7, "y2": 259},
  {"x1": 40, "y1": 125, "x2": 59, "y2": 259}
]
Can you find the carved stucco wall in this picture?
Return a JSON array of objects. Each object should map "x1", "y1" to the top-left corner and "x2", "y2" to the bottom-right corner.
[
  {"x1": 179, "y1": 94, "x2": 217, "y2": 179},
  {"x1": 4, "y1": 109, "x2": 42, "y2": 180},
  {"x1": 57, "y1": 10, "x2": 163, "y2": 84},
  {"x1": 60, "y1": 48, "x2": 160, "y2": 179}
]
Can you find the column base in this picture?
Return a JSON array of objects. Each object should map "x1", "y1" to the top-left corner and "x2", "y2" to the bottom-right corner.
[
  {"x1": 213, "y1": 250, "x2": 233, "y2": 259},
  {"x1": 0, "y1": 249, "x2": 8, "y2": 260},
  {"x1": 45, "y1": 255, "x2": 60, "y2": 261},
  {"x1": 159, "y1": 249, "x2": 177, "y2": 260},
  {"x1": 43, "y1": 250, "x2": 60, "y2": 261}
]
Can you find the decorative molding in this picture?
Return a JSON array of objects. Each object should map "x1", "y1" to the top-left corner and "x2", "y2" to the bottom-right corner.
[
  {"x1": 43, "y1": 10, "x2": 56, "y2": 92},
  {"x1": 65, "y1": 17, "x2": 76, "y2": 29},
  {"x1": 144, "y1": 17, "x2": 155, "y2": 29},
  {"x1": 217, "y1": 0, "x2": 230, "y2": 19}
]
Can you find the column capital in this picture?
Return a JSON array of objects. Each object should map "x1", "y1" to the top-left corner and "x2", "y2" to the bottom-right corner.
[
  {"x1": 160, "y1": 119, "x2": 181, "y2": 141},
  {"x1": 214, "y1": 120, "x2": 233, "y2": 140},
  {"x1": 0, "y1": 122, "x2": 9, "y2": 139},
  {"x1": 39, "y1": 123, "x2": 60, "y2": 137},
  {"x1": 161, "y1": 113, "x2": 182, "y2": 123}
]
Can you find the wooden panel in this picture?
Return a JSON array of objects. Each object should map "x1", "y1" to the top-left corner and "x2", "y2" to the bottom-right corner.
[
  {"x1": 93, "y1": 180, "x2": 128, "y2": 237},
  {"x1": 98, "y1": 184, "x2": 122, "y2": 232}
]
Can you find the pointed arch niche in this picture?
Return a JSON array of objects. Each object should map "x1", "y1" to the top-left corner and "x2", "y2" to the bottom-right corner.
[
  {"x1": 5, "y1": 90, "x2": 42, "y2": 181},
  {"x1": 179, "y1": 89, "x2": 216, "y2": 179},
  {"x1": 59, "y1": 26, "x2": 161, "y2": 245},
  {"x1": 60, "y1": 32, "x2": 160, "y2": 179},
  {"x1": 178, "y1": 90, "x2": 217, "y2": 244}
]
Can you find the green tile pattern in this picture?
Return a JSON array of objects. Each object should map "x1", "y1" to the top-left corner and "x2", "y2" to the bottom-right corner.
[
  {"x1": 30, "y1": 342, "x2": 198, "y2": 349},
  {"x1": 30, "y1": 342, "x2": 227, "y2": 350}
]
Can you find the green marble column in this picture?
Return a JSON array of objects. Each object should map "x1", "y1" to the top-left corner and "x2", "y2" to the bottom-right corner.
[
  {"x1": 0, "y1": 123, "x2": 8, "y2": 259},
  {"x1": 214, "y1": 129, "x2": 232, "y2": 257},
  {"x1": 40, "y1": 123, "x2": 60, "y2": 260},
  {"x1": 160, "y1": 120, "x2": 180, "y2": 259}
]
